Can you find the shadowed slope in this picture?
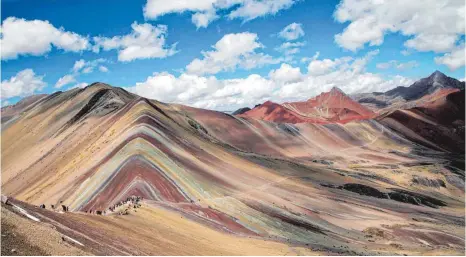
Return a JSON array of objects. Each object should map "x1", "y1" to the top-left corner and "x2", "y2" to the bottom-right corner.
[{"x1": 378, "y1": 90, "x2": 465, "y2": 153}]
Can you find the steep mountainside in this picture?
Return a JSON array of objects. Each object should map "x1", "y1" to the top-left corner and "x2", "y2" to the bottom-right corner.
[
  {"x1": 1, "y1": 82, "x2": 464, "y2": 255},
  {"x1": 1, "y1": 94, "x2": 48, "y2": 124},
  {"x1": 386, "y1": 71, "x2": 465, "y2": 101},
  {"x1": 378, "y1": 90, "x2": 465, "y2": 153},
  {"x1": 283, "y1": 87, "x2": 375, "y2": 123}
]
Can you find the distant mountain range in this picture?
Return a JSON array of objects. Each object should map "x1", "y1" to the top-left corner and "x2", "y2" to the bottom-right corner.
[
  {"x1": 234, "y1": 71, "x2": 465, "y2": 124},
  {"x1": 238, "y1": 87, "x2": 375, "y2": 124},
  {"x1": 352, "y1": 71, "x2": 465, "y2": 110}
]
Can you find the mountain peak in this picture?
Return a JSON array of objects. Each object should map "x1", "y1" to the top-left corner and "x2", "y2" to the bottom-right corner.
[
  {"x1": 86, "y1": 82, "x2": 113, "y2": 89},
  {"x1": 330, "y1": 87, "x2": 345, "y2": 95},
  {"x1": 429, "y1": 70, "x2": 447, "y2": 80},
  {"x1": 262, "y1": 100, "x2": 276, "y2": 106}
]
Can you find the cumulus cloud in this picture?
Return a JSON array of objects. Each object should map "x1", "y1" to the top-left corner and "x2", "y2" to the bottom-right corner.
[
  {"x1": 1, "y1": 69, "x2": 46, "y2": 99},
  {"x1": 99, "y1": 66, "x2": 109, "y2": 72},
  {"x1": 404, "y1": 33, "x2": 459, "y2": 53},
  {"x1": 269, "y1": 63, "x2": 303, "y2": 84},
  {"x1": 55, "y1": 74, "x2": 76, "y2": 88},
  {"x1": 434, "y1": 44, "x2": 466, "y2": 70},
  {"x1": 73, "y1": 59, "x2": 86, "y2": 73},
  {"x1": 143, "y1": 0, "x2": 297, "y2": 28},
  {"x1": 192, "y1": 9, "x2": 219, "y2": 29},
  {"x1": 72, "y1": 58, "x2": 107, "y2": 74},
  {"x1": 93, "y1": 22, "x2": 177, "y2": 62},
  {"x1": 278, "y1": 23, "x2": 304, "y2": 41},
  {"x1": 333, "y1": 0, "x2": 465, "y2": 69},
  {"x1": 376, "y1": 60, "x2": 419, "y2": 70},
  {"x1": 275, "y1": 41, "x2": 306, "y2": 58},
  {"x1": 307, "y1": 52, "x2": 353, "y2": 75},
  {"x1": 128, "y1": 50, "x2": 413, "y2": 110},
  {"x1": 55, "y1": 58, "x2": 108, "y2": 89},
  {"x1": 334, "y1": 0, "x2": 464, "y2": 51},
  {"x1": 186, "y1": 32, "x2": 279, "y2": 75},
  {"x1": 228, "y1": 0, "x2": 296, "y2": 22},
  {"x1": 126, "y1": 72, "x2": 278, "y2": 110},
  {"x1": 71, "y1": 82, "x2": 89, "y2": 89},
  {"x1": 1, "y1": 17, "x2": 89, "y2": 60},
  {"x1": 308, "y1": 58, "x2": 340, "y2": 75},
  {"x1": 143, "y1": 0, "x2": 215, "y2": 19}
]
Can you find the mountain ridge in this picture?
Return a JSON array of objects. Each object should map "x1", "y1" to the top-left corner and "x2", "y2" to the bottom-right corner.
[{"x1": 1, "y1": 71, "x2": 465, "y2": 255}]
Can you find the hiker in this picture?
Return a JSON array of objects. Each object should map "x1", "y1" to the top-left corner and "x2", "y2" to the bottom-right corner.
[{"x1": 40, "y1": 204, "x2": 45, "y2": 208}]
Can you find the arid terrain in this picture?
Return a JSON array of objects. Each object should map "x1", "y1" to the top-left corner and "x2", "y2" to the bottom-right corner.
[{"x1": 1, "y1": 71, "x2": 464, "y2": 255}]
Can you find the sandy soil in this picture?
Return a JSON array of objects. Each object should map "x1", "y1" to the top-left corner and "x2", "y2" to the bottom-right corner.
[{"x1": 1, "y1": 203, "x2": 89, "y2": 256}]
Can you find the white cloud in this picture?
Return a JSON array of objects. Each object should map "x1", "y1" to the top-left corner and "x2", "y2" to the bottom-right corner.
[
  {"x1": 404, "y1": 33, "x2": 459, "y2": 53},
  {"x1": 334, "y1": 0, "x2": 464, "y2": 52},
  {"x1": 2, "y1": 100, "x2": 10, "y2": 107},
  {"x1": 55, "y1": 59, "x2": 108, "y2": 89},
  {"x1": 186, "y1": 32, "x2": 279, "y2": 75},
  {"x1": 73, "y1": 59, "x2": 86, "y2": 73},
  {"x1": 71, "y1": 82, "x2": 89, "y2": 89},
  {"x1": 93, "y1": 22, "x2": 177, "y2": 62},
  {"x1": 278, "y1": 23, "x2": 304, "y2": 41},
  {"x1": 128, "y1": 50, "x2": 413, "y2": 110},
  {"x1": 376, "y1": 60, "x2": 419, "y2": 70},
  {"x1": 228, "y1": 0, "x2": 296, "y2": 22},
  {"x1": 280, "y1": 51, "x2": 412, "y2": 102},
  {"x1": 192, "y1": 9, "x2": 219, "y2": 29},
  {"x1": 99, "y1": 66, "x2": 109, "y2": 72},
  {"x1": 269, "y1": 63, "x2": 303, "y2": 84},
  {"x1": 308, "y1": 58, "x2": 340, "y2": 75},
  {"x1": 307, "y1": 51, "x2": 355, "y2": 76},
  {"x1": 126, "y1": 71, "x2": 278, "y2": 110},
  {"x1": 1, "y1": 17, "x2": 89, "y2": 60},
  {"x1": 127, "y1": 72, "x2": 220, "y2": 105},
  {"x1": 143, "y1": 0, "x2": 215, "y2": 19},
  {"x1": 1, "y1": 69, "x2": 46, "y2": 99},
  {"x1": 333, "y1": 0, "x2": 465, "y2": 69},
  {"x1": 435, "y1": 44, "x2": 466, "y2": 70},
  {"x1": 276, "y1": 41, "x2": 306, "y2": 58},
  {"x1": 143, "y1": 0, "x2": 297, "y2": 28},
  {"x1": 82, "y1": 67, "x2": 93, "y2": 74},
  {"x1": 72, "y1": 58, "x2": 107, "y2": 74},
  {"x1": 401, "y1": 50, "x2": 411, "y2": 56},
  {"x1": 55, "y1": 74, "x2": 76, "y2": 88}
]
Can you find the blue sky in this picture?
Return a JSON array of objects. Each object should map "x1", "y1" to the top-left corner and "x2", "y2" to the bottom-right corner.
[{"x1": 1, "y1": 0, "x2": 465, "y2": 110}]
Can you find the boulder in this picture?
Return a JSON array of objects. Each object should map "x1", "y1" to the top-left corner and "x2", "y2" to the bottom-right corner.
[{"x1": 1, "y1": 195, "x2": 9, "y2": 205}]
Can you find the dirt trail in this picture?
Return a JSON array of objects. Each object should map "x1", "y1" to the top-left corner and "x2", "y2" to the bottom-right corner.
[{"x1": 1, "y1": 203, "x2": 90, "y2": 256}]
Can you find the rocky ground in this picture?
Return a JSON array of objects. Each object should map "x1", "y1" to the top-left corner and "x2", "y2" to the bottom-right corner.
[{"x1": 1, "y1": 203, "x2": 89, "y2": 256}]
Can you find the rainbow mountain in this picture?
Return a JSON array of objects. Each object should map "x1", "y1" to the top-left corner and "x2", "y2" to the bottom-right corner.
[{"x1": 1, "y1": 76, "x2": 465, "y2": 255}]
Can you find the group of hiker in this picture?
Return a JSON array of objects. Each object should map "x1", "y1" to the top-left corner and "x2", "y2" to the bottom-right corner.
[
  {"x1": 38, "y1": 195, "x2": 143, "y2": 216},
  {"x1": 39, "y1": 202, "x2": 69, "y2": 212},
  {"x1": 105, "y1": 195, "x2": 143, "y2": 215}
]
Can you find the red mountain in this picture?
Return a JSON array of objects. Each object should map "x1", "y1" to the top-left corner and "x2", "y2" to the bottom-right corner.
[
  {"x1": 237, "y1": 101, "x2": 324, "y2": 124},
  {"x1": 239, "y1": 87, "x2": 375, "y2": 124},
  {"x1": 283, "y1": 87, "x2": 375, "y2": 123}
]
